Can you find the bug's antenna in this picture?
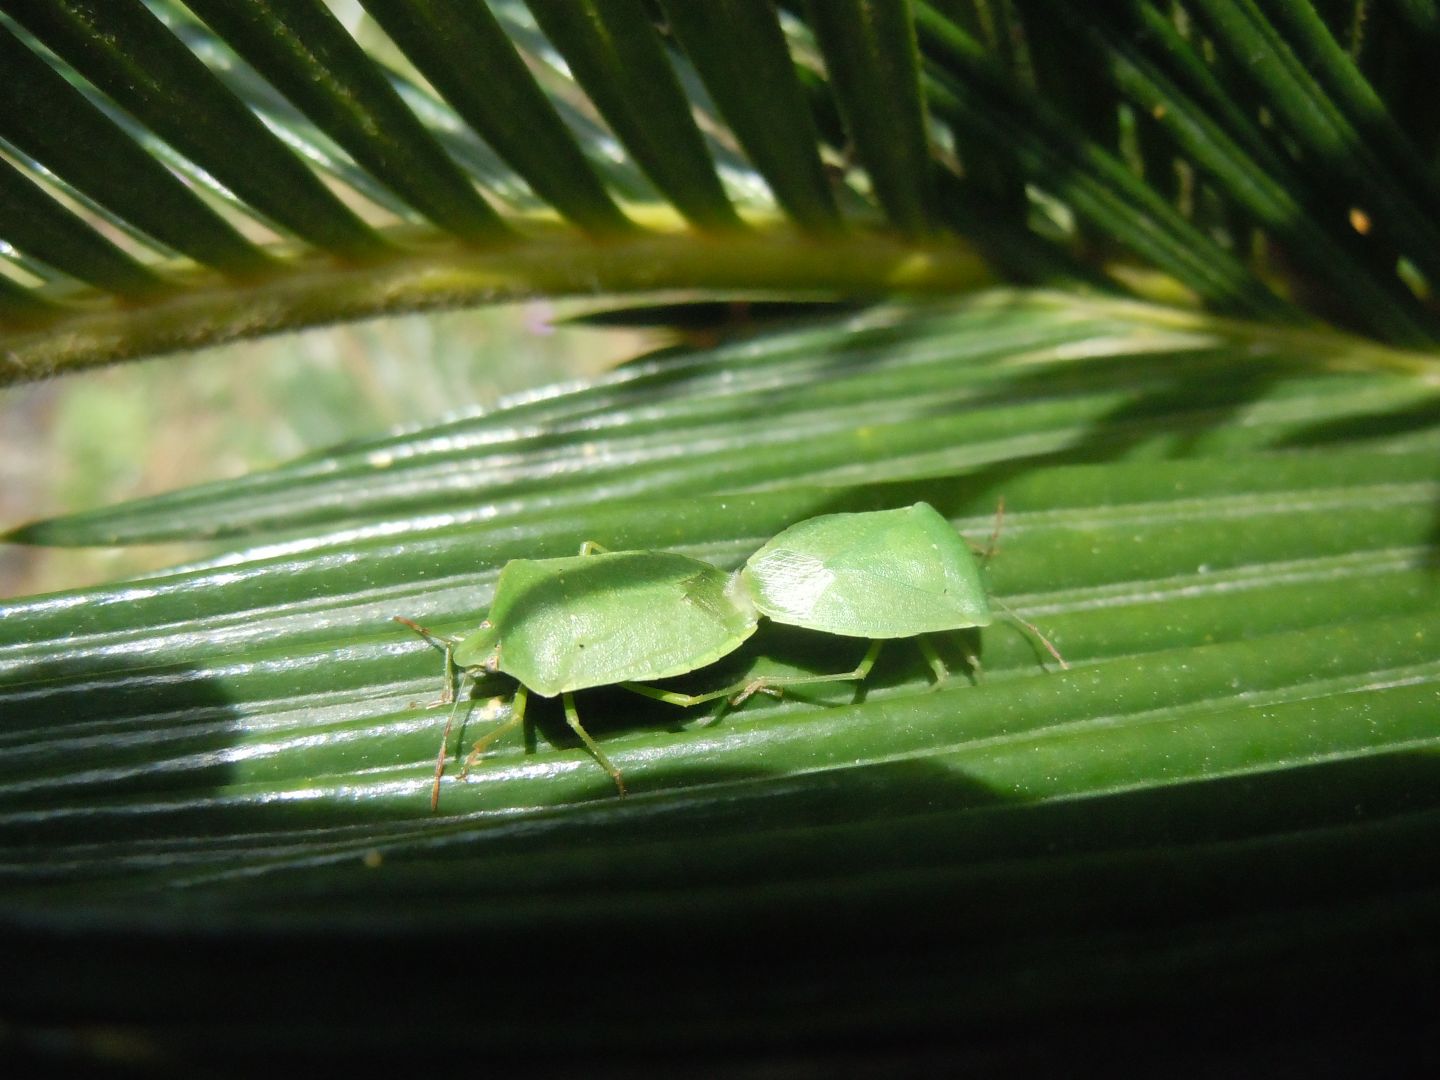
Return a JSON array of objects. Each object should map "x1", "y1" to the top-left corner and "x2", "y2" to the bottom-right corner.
[
  {"x1": 394, "y1": 615, "x2": 450, "y2": 655},
  {"x1": 982, "y1": 496, "x2": 1006, "y2": 564},
  {"x1": 991, "y1": 596, "x2": 1068, "y2": 670}
]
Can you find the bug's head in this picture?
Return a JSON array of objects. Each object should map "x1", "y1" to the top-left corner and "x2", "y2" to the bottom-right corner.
[{"x1": 452, "y1": 619, "x2": 501, "y2": 672}]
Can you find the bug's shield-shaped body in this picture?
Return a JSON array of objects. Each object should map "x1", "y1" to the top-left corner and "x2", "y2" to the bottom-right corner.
[
  {"x1": 454, "y1": 551, "x2": 759, "y2": 698},
  {"x1": 742, "y1": 502, "x2": 991, "y2": 638}
]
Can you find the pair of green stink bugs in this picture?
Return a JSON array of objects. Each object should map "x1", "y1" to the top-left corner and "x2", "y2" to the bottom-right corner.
[{"x1": 398, "y1": 502, "x2": 1064, "y2": 808}]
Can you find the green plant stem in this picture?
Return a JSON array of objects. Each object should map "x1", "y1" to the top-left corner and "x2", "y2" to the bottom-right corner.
[
  {"x1": 1051, "y1": 290, "x2": 1440, "y2": 377},
  {"x1": 0, "y1": 232, "x2": 992, "y2": 383}
]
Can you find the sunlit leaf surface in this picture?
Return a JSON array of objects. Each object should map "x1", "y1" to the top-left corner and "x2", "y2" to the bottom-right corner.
[{"x1": 3, "y1": 295, "x2": 1437, "y2": 1062}]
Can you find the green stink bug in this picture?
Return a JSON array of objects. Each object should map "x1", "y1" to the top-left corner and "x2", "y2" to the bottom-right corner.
[
  {"x1": 740, "y1": 501, "x2": 993, "y2": 684},
  {"x1": 745, "y1": 503, "x2": 991, "y2": 637},
  {"x1": 398, "y1": 547, "x2": 757, "y2": 805},
  {"x1": 399, "y1": 502, "x2": 1062, "y2": 808},
  {"x1": 620, "y1": 503, "x2": 1015, "y2": 718},
  {"x1": 456, "y1": 549, "x2": 757, "y2": 697}
]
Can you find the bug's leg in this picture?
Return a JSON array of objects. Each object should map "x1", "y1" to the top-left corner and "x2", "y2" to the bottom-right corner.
[
  {"x1": 394, "y1": 616, "x2": 461, "y2": 705},
  {"x1": 731, "y1": 640, "x2": 884, "y2": 705},
  {"x1": 961, "y1": 640, "x2": 984, "y2": 683},
  {"x1": 462, "y1": 684, "x2": 528, "y2": 778},
  {"x1": 441, "y1": 640, "x2": 458, "y2": 706},
  {"x1": 619, "y1": 681, "x2": 743, "y2": 708},
  {"x1": 916, "y1": 635, "x2": 952, "y2": 689},
  {"x1": 562, "y1": 692, "x2": 627, "y2": 797},
  {"x1": 623, "y1": 641, "x2": 886, "y2": 712},
  {"x1": 578, "y1": 540, "x2": 611, "y2": 556},
  {"x1": 992, "y1": 600, "x2": 1069, "y2": 670},
  {"x1": 617, "y1": 679, "x2": 755, "y2": 731},
  {"x1": 619, "y1": 678, "x2": 787, "y2": 711},
  {"x1": 430, "y1": 675, "x2": 474, "y2": 812},
  {"x1": 613, "y1": 680, "x2": 756, "y2": 732}
]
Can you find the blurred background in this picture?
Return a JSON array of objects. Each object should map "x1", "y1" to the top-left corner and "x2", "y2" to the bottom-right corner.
[
  {"x1": 0, "y1": 0, "x2": 657, "y2": 600},
  {"x1": 0, "y1": 303, "x2": 648, "y2": 597}
]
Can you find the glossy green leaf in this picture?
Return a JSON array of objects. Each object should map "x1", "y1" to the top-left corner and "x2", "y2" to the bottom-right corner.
[
  {"x1": 0, "y1": 17, "x2": 272, "y2": 277},
  {"x1": 912, "y1": 4, "x2": 1295, "y2": 321},
  {"x1": 524, "y1": 0, "x2": 740, "y2": 232},
  {"x1": 177, "y1": 0, "x2": 508, "y2": 241},
  {"x1": 358, "y1": 0, "x2": 632, "y2": 236},
  {"x1": 5, "y1": 4, "x2": 1440, "y2": 377},
  {"x1": 3, "y1": 301, "x2": 1438, "y2": 1070},
  {"x1": 14, "y1": 292, "x2": 1435, "y2": 547},
  {"x1": 806, "y1": 0, "x2": 933, "y2": 234},
  {"x1": 5, "y1": 0, "x2": 387, "y2": 261},
  {"x1": 1188, "y1": 0, "x2": 1440, "y2": 285},
  {"x1": 1035, "y1": 4, "x2": 1439, "y2": 345},
  {"x1": 0, "y1": 152, "x2": 163, "y2": 296},
  {"x1": 662, "y1": 0, "x2": 839, "y2": 231}
]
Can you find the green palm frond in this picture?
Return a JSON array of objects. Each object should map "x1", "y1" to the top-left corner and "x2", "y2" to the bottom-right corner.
[
  {"x1": 4, "y1": 2, "x2": 1440, "y2": 1071},
  {"x1": 4, "y1": 0, "x2": 1439, "y2": 381}
]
